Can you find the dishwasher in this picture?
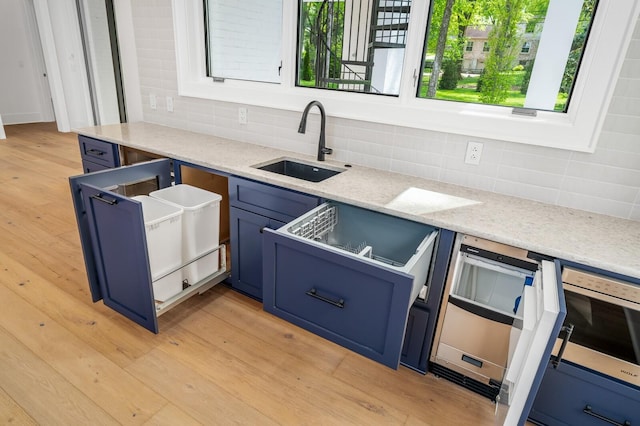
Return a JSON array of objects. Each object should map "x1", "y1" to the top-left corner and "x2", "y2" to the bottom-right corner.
[
  {"x1": 262, "y1": 201, "x2": 439, "y2": 368},
  {"x1": 430, "y1": 234, "x2": 542, "y2": 400}
]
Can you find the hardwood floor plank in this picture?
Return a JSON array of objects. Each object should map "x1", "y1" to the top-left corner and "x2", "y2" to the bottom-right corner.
[
  {"x1": 0, "y1": 285, "x2": 168, "y2": 424},
  {"x1": 125, "y1": 349, "x2": 278, "y2": 425},
  {"x1": 0, "y1": 251, "x2": 162, "y2": 368},
  {"x1": 333, "y1": 353, "x2": 496, "y2": 425},
  {"x1": 142, "y1": 403, "x2": 202, "y2": 426},
  {"x1": 0, "y1": 386, "x2": 38, "y2": 426},
  {"x1": 159, "y1": 307, "x2": 408, "y2": 424},
  {"x1": 0, "y1": 326, "x2": 119, "y2": 426}
]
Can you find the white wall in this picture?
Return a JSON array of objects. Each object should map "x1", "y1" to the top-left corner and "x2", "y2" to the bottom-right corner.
[
  {"x1": 0, "y1": 0, "x2": 54, "y2": 125},
  {"x1": 81, "y1": 0, "x2": 120, "y2": 125},
  {"x1": 131, "y1": 0, "x2": 640, "y2": 221},
  {"x1": 34, "y1": 0, "x2": 94, "y2": 131},
  {"x1": 0, "y1": 114, "x2": 6, "y2": 139}
]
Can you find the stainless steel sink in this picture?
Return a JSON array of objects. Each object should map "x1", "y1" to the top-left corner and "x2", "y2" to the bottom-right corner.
[{"x1": 254, "y1": 158, "x2": 345, "y2": 182}]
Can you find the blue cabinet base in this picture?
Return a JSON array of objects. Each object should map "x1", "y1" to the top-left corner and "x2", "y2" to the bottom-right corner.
[{"x1": 529, "y1": 361, "x2": 640, "y2": 426}]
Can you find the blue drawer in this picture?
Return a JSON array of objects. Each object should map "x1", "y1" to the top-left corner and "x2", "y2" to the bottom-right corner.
[
  {"x1": 79, "y1": 135, "x2": 120, "y2": 169},
  {"x1": 530, "y1": 361, "x2": 640, "y2": 426},
  {"x1": 228, "y1": 176, "x2": 319, "y2": 223}
]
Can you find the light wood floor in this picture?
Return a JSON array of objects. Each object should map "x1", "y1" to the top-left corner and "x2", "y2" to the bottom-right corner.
[{"x1": 0, "y1": 123, "x2": 497, "y2": 425}]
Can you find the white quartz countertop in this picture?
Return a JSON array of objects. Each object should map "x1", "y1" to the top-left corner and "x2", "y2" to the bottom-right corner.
[{"x1": 76, "y1": 122, "x2": 640, "y2": 280}]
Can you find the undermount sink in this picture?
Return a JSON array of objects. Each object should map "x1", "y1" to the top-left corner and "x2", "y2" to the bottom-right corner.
[{"x1": 254, "y1": 158, "x2": 345, "y2": 183}]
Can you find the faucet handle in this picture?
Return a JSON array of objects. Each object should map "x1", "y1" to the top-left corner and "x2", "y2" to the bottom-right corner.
[{"x1": 322, "y1": 147, "x2": 333, "y2": 155}]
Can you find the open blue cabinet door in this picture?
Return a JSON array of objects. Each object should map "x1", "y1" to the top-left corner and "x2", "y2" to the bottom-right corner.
[
  {"x1": 68, "y1": 159, "x2": 172, "y2": 302},
  {"x1": 495, "y1": 260, "x2": 567, "y2": 425},
  {"x1": 79, "y1": 183, "x2": 158, "y2": 333}
]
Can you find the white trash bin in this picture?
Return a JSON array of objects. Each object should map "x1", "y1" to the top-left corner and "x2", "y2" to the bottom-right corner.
[
  {"x1": 132, "y1": 195, "x2": 184, "y2": 302},
  {"x1": 150, "y1": 184, "x2": 222, "y2": 285}
]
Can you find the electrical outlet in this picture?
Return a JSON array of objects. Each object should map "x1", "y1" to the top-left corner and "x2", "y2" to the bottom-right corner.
[
  {"x1": 238, "y1": 107, "x2": 248, "y2": 124},
  {"x1": 465, "y1": 141, "x2": 483, "y2": 165},
  {"x1": 149, "y1": 94, "x2": 157, "y2": 110},
  {"x1": 166, "y1": 96, "x2": 173, "y2": 112}
]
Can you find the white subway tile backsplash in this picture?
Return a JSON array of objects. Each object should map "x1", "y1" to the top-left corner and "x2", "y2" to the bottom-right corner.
[
  {"x1": 131, "y1": 0, "x2": 640, "y2": 221},
  {"x1": 493, "y1": 180, "x2": 559, "y2": 205}
]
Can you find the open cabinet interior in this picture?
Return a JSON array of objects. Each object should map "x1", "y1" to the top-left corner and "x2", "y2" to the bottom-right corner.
[{"x1": 179, "y1": 164, "x2": 231, "y2": 273}]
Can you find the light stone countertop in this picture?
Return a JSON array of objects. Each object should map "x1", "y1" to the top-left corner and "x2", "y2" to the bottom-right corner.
[{"x1": 76, "y1": 122, "x2": 640, "y2": 280}]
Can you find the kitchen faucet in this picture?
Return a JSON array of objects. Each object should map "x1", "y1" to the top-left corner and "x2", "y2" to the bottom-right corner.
[{"x1": 298, "y1": 100, "x2": 332, "y2": 161}]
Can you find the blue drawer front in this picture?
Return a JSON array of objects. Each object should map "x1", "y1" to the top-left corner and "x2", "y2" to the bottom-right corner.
[
  {"x1": 263, "y1": 229, "x2": 415, "y2": 369},
  {"x1": 529, "y1": 361, "x2": 640, "y2": 426},
  {"x1": 82, "y1": 159, "x2": 111, "y2": 174},
  {"x1": 79, "y1": 135, "x2": 120, "y2": 168},
  {"x1": 229, "y1": 176, "x2": 319, "y2": 223}
]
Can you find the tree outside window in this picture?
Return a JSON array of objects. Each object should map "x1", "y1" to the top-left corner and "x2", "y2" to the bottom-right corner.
[{"x1": 418, "y1": 0, "x2": 598, "y2": 112}]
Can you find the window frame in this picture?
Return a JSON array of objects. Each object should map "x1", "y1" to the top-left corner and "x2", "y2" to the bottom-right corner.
[{"x1": 173, "y1": 0, "x2": 639, "y2": 152}]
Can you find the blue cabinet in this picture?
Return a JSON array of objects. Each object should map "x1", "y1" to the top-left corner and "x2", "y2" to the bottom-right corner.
[
  {"x1": 78, "y1": 135, "x2": 120, "y2": 172},
  {"x1": 529, "y1": 361, "x2": 640, "y2": 425},
  {"x1": 69, "y1": 159, "x2": 229, "y2": 333},
  {"x1": 401, "y1": 305, "x2": 430, "y2": 370},
  {"x1": 229, "y1": 207, "x2": 284, "y2": 299},
  {"x1": 228, "y1": 177, "x2": 320, "y2": 300}
]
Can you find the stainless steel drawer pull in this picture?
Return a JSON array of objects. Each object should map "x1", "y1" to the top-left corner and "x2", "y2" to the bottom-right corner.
[
  {"x1": 583, "y1": 405, "x2": 631, "y2": 426},
  {"x1": 552, "y1": 323, "x2": 574, "y2": 368},
  {"x1": 87, "y1": 149, "x2": 106, "y2": 156},
  {"x1": 306, "y1": 288, "x2": 345, "y2": 308},
  {"x1": 91, "y1": 194, "x2": 118, "y2": 205}
]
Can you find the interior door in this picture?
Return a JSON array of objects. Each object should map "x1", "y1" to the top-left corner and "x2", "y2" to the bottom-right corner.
[{"x1": 495, "y1": 260, "x2": 566, "y2": 425}]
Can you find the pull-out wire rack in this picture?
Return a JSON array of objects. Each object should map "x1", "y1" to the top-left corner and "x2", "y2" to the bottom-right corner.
[{"x1": 289, "y1": 204, "x2": 403, "y2": 266}]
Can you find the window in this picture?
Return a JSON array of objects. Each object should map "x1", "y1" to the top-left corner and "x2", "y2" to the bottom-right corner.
[
  {"x1": 204, "y1": 0, "x2": 283, "y2": 83},
  {"x1": 174, "y1": 0, "x2": 640, "y2": 152},
  {"x1": 296, "y1": 0, "x2": 411, "y2": 96},
  {"x1": 417, "y1": 0, "x2": 597, "y2": 113},
  {"x1": 465, "y1": 41, "x2": 473, "y2": 52}
]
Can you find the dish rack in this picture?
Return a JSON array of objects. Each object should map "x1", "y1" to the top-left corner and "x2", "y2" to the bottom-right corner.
[{"x1": 288, "y1": 204, "x2": 402, "y2": 266}]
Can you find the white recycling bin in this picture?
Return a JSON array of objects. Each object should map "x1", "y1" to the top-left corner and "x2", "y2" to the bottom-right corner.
[
  {"x1": 132, "y1": 195, "x2": 184, "y2": 302},
  {"x1": 150, "y1": 184, "x2": 222, "y2": 285}
]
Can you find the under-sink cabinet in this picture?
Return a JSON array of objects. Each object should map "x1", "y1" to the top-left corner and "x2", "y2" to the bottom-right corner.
[
  {"x1": 69, "y1": 159, "x2": 229, "y2": 333},
  {"x1": 262, "y1": 201, "x2": 439, "y2": 369},
  {"x1": 229, "y1": 177, "x2": 321, "y2": 299}
]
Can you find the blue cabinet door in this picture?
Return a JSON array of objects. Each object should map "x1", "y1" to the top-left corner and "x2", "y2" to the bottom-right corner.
[
  {"x1": 262, "y1": 228, "x2": 417, "y2": 369},
  {"x1": 79, "y1": 183, "x2": 158, "y2": 333},
  {"x1": 401, "y1": 305, "x2": 430, "y2": 371},
  {"x1": 230, "y1": 207, "x2": 284, "y2": 300},
  {"x1": 69, "y1": 159, "x2": 172, "y2": 303}
]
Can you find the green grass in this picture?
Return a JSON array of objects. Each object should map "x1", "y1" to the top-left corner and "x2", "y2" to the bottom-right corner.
[{"x1": 419, "y1": 71, "x2": 568, "y2": 111}]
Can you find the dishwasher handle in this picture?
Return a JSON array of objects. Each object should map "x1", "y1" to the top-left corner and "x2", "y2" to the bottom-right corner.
[{"x1": 306, "y1": 288, "x2": 345, "y2": 309}]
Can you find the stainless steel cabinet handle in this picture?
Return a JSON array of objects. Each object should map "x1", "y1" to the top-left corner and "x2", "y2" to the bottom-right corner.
[
  {"x1": 87, "y1": 148, "x2": 106, "y2": 156},
  {"x1": 583, "y1": 405, "x2": 631, "y2": 426},
  {"x1": 552, "y1": 323, "x2": 574, "y2": 368},
  {"x1": 306, "y1": 288, "x2": 345, "y2": 309},
  {"x1": 91, "y1": 194, "x2": 118, "y2": 205}
]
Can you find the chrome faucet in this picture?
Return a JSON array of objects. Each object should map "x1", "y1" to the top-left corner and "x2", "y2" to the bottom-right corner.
[{"x1": 298, "y1": 100, "x2": 332, "y2": 161}]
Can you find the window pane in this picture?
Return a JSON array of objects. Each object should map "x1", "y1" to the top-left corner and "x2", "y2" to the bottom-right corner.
[
  {"x1": 297, "y1": 0, "x2": 410, "y2": 96},
  {"x1": 417, "y1": 0, "x2": 598, "y2": 112},
  {"x1": 205, "y1": 0, "x2": 283, "y2": 83}
]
